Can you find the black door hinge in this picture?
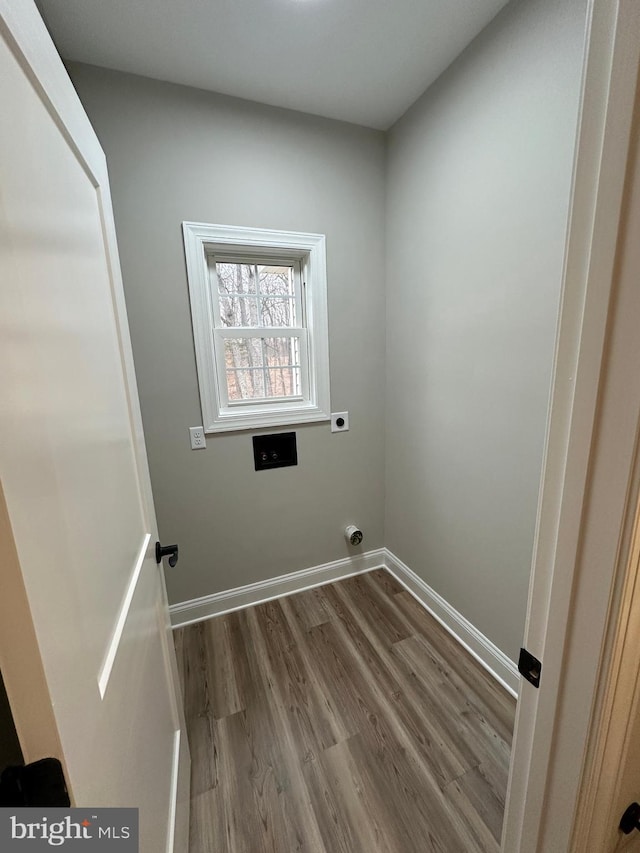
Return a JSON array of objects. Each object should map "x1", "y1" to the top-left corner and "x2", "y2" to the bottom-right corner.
[{"x1": 518, "y1": 647, "x2": 542, "y2": 688}]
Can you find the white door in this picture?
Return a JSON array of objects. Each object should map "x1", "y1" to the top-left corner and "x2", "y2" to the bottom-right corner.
[
  {"x1": 0, "y1": 3, "x2": 190, "y2": 852},
  {"x1": 599, "y1": 647, "x2": 640, "y2": 852},
  {"x1": 564, "y1": 495, "x2": 640, "y2": 853},
  {"x1": 601, "y1": 598, "x2": 640, "y2": 853}
]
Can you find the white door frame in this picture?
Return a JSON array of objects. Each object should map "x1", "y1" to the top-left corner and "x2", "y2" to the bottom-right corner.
[{"x1": 503, "y1": 1, "x2": 640, "y2": 850}]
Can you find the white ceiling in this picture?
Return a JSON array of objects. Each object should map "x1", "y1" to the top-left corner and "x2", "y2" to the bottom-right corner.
[{"x1": 36, "y1": 0, "x2": 510, "y2": 130}]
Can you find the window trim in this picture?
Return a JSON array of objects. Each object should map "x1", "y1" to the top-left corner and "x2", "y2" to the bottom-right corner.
[{"x1": 182, "y1": 222, "x2": 331, "y2": 433}]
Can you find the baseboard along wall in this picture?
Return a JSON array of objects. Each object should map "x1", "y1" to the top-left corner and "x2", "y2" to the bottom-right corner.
[
  {"x1": 169, "y1": 548, "x2": 386, "y2": 628},
  {"x1": 382, "y1": 550, "x2": 520, "y2": 697},
  {"x1": 169, "y1": 547, "x2": 520, "y2": 697}
]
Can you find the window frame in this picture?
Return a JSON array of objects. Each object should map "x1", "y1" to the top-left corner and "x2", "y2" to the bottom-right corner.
[{"x1": 182, "y1": 222, "x2": 331, "y2": 433}]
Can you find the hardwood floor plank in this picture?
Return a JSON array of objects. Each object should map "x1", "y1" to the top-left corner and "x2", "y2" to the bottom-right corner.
[
  {"x1": 368, "y1": 567, "x2": 406, "y2": 596},
  {"x1": 174, "y1": 622, "x2": 219, "y2": 797},
  {"x1": 444, "y1": 764, "x2": 505, "y2": 851},
  {"x1": 213, "y1": 711, "x2": 269, "y2": 853},
  {"x1": 253, "y1": 597, "x2": 346, "y2": 753},
  {"x1": 341, "y1": 730, "x2": 448, "y2": 853},
  {"x1": 173, "y1": 627, "x2": 187, "y2": 699},
  {"x1": 391, "y1": 590, "x2": 516, "y2": 740},
  {"x1": 325, "y1": 582, "x2": 473, "y2": 788},
  {"x1": 301, "y1": 735, "x2": 402, "y2": 853},
  {"x1": 240, "y1": 606, "x2": 329, "y2": 852},
  {"x1": 338, "y1": 573, "x2": 412, "y2": 645},
  {"x1": 391, "y1": 635, "x2": 512, "y2": 785},
  {"x1": 278, "y1": 595, "x2": 357, "y2": 746},
  {"x1": 176, "y1": 570, "x2": 516, "y2": 853},
  {"x1": 286, "y1": 586, "x2": 337, "y2": 630},
  {"x1": 303, "y1": 618, "x2": 476, "y2": 852},
  {"x1": 189, "y1": 788, "x2": 226, "y2": 853},
  {"x1": 208, "y1": 614, "x2": 246, "y2": 719},
  {"x1": 474, "y1": 758, "x2": 510, "y2": 812}
]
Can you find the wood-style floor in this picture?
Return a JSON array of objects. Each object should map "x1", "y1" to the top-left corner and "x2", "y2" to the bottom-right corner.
[{"x1": 174, "y1": 569, "x2": 516, "y2": 853}]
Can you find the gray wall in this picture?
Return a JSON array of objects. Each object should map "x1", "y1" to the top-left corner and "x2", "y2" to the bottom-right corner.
[
  {"x1": 385, "y1": 0, "x2": 587, "y2": 658},
  {"x1": 68, "y1": 65, "x2": 387, "y2": 605}
]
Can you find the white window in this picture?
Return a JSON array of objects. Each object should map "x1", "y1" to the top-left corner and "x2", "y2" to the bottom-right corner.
[{"x1": 182, "y1": 222, "x2": 330, "y2": 433}]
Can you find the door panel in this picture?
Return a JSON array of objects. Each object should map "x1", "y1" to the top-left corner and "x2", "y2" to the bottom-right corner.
[
  {"x1": 0, "y1": 3, "x2": 189, "y2": 850},
  {"x1": 1, "y1": 35, "x2": 146, "y2": 676}
]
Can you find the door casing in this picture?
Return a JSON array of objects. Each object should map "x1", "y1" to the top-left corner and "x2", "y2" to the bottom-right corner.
[{"x1": 503, "y1": 1, "x2": 640, "y2": 850}]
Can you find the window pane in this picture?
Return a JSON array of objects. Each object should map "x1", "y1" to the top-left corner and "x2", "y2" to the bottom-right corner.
[
  {"x1": 258, "y1": 265, "x2": 295, "y2": 298},
  {"x1": 216, "y1": 262, "x2": 257, "y2": 295},
  {"x1": 223, "y1": 335, "x2": 302, "y2": 401},
  {"x1": 219, "y1": 295, "x2": 259, "y2": 327},
  {"x1": 266, "y1": 367, "x2": 301, "y2": 398},
  {"x1": 216, "y1": 262, "x2": 297, "y2": 327},
  {"x1": 224, "y1": 337, "x2": 263, "y2": 369},
  {"x1": 259, "y1": 296, "x2": 294, "y2": 327},
  {"x1": 262, "y1": 336, "x2": 300, "y2": 368},
  {"x1": 226, "y1": 368, "x2": 265, "y2": 401}
]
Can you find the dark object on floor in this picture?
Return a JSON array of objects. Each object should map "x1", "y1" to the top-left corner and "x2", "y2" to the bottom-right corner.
[{"x1": 0, "y1": 758, "x2": 70, "y2": 806}]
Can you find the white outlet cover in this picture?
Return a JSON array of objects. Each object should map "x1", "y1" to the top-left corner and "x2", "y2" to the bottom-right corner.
[
  {"x1": 331, "y1": 412, "x2": 349, "y2": 433},
  {"x1": 189, "y1": 426, "x2": 207, "y2": 449}
]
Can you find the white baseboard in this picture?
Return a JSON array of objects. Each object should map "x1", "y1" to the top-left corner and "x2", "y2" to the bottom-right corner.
[
  {"x1": 169, "y1": 546, "x2": 519, "y2": 698},
  {"x1": 169, "y1": 548, "x2": 386, "y2": 628},
  {"x1": 383, "y1": 548, "x2": 520, "y2": 697}
]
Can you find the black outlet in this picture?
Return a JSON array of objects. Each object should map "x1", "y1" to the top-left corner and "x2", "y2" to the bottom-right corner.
[{"x1": 253, "y1": 432, "x2": 297, "y2": 471}]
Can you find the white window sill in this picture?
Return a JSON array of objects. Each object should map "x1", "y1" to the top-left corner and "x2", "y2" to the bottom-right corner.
[{"x1": 205, "y1": 407, "x2": 330, "y2": 434}]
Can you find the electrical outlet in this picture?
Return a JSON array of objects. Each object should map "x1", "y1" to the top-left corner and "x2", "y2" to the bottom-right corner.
[
  {"x1": 331, "y1": 412, "x2": 349, "y2": 433},
  {"x1": 189, "y1": 426, "x2": 206, "y2": 450}
]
